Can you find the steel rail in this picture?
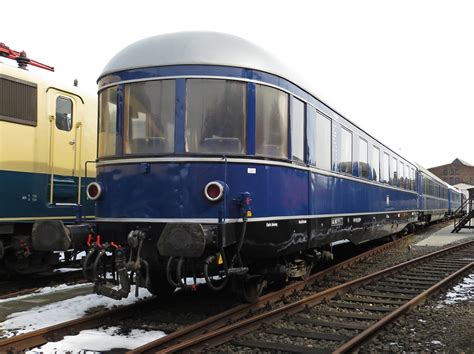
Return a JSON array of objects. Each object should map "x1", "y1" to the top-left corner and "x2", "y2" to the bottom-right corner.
[
  {"x1": 0, "y1": 270, "x2": 85, "y2": 299},
  {"x1": 155, "y1": 240, "x2": 474, "y2": 353},
  {"x1": 128, "y1": 234, "x2": 409, "y2": 353},
  {"x1": 333, "y1": 261, "x2": 474, "y2": 353}
]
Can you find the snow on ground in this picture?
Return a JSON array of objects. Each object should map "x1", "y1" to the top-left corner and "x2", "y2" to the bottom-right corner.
[
  {"x1": 27, "y1": 326, "x2": 166, "y2": 353},
  {"x1": 1, "y1": 285, "x2": 152, "y2": 337},
  {"x1": 440, "y1": 273, "x2": 474, "y2": 305},
  {"x1": 0, "y1": 283, "x2": 90, "y2": 304}
]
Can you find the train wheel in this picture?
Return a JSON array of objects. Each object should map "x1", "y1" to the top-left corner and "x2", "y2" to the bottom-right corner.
[
  {"x1": 235, "y1": 276, "x2": 265, "y2": 303},
  {"x1": 145, "y1": 272, "x2": 176, "y2": 298}
]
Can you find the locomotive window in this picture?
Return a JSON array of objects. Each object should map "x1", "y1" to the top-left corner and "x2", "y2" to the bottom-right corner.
[
  {"x1": 359, "y1": 138, "x2": 368, "y2": 179},
  {"x1": 382, "y1": 152, "x2": 389, "y2": 183},
  {"x1": 98, "y1": 86, "x2": 118, "y2": 158},
  {"x1": 55, "y1": 96, "x2": 73, "y2": 131},
  {"x1": 124, "y1": 80, "x2": 175, "y2": 155},
  {"x1": 372, "y1": 146, "x2": 380, "y2": 182},
  {"x1": 291, "y1": 97, "x2": 304, "y2": 163},
  {"x1": 315, "y1": 112, "x2": 331, "y2": 170},
  {"x1": 339, "y1": 128, "x2": 352, "y2": 174},
  {"x1": 411, "y1": 168, "x2": 416, "y2": 190},
  {"x1": 186, "y1": 79, "x2": 246, "y2": 154},
  {"x1": 256, "y1": 85, "x2": 288, "y2": 159},
  {"x1": 390, "y1": 157, "x2": 398, "y2": 186}
]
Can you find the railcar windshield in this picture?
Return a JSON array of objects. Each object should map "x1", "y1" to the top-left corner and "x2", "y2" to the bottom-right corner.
[
  {"x1": 124, "y1": 80, "x2": 176, "y2": 155},
  {"x1": 185, "y1": 79, "x2": 246, "y2": 154},
  {"x1": 256, "y1": 84, "x2": 288, "y2": 159},
  {"x1": 98, "y1": 86, "x2": 118, "y2": 158}
]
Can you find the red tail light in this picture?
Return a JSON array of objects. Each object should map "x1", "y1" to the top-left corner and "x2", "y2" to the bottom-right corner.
[
  {"x1": 204, "y1": 181, "x2": 224, "y2": 201},
  {"x1": 86, "y1": 182, "x2": 102, "y2": 201}
]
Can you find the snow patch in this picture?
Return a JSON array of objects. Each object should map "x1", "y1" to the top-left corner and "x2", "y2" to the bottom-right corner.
[
  {"x1": 441, "y1": 273, "x2": 474, "y2": 305},
  {"x1": 0, "y1": 283, "x2": 90, "y2": 304},
  {"x1": 27, "y1": 326, "x2": 166, "y2": 353},
  {"x1": 1, "y1": 285, "x2": 152, "y2": 337}
]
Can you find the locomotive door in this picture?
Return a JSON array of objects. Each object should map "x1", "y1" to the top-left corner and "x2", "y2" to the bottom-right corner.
[{"x1": 47, "y1": 89, "x2": 83, "y2": 204}]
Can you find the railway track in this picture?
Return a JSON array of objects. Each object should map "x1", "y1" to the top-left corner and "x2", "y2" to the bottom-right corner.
[
  {"x1": 0, "y1": 234, "x2": 409, "y2": 352},
  {"x1": 1, "y1": 225, "x2": 464, "y2": 353},
  {"x1": 127, "y1": 235, "x2": 415, "y2": 353},
  {"x1": 0, "y1": 269, "x2": 85, "y2": 300},
  {"x1": 148, "y1": 240, "x2": 473, "y2": 353}
]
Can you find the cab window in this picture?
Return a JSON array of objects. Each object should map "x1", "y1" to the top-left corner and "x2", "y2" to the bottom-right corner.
[
  {"x1": 125, "y1": 80, "x2": 176, "y2": 155},
  {"x1": 56, "y1": 96, "x2": 73, "y2": 131},
  {"x1": 186, "y1": 79, "x2": 245, "y2": 154},
  {"x1": 98, "y1": 86, "x2": 118, "y2": 158}
]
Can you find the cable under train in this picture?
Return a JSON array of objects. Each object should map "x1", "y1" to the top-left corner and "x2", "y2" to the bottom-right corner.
[{"x1": 78, "y1": 32, "x2": 462, "y2": 301}]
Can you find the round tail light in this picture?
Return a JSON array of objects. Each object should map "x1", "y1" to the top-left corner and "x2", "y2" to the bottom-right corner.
[
  {"x1": 86, "y1": 182, "x2": 102, "y2": 201},
  {"x1": 204, "y1": 181, "x2": 224, "y2": 202}
]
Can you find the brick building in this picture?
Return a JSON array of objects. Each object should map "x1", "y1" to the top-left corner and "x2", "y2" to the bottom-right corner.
[{"x1": 428, "y1": 158, "x2": 474, "y2": 185}]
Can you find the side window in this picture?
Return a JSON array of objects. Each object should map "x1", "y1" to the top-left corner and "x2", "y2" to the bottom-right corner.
[
  {"x1": 291, "y1": 97, "x2": 305, "y2": 163},
  {"x1": 315, "y1": 111, "x2": 331, "y2": 170},
  {"x1": 391, "y1": 157, "x2": 398, "y2": 185},
  {"x1": 411, "y1": 168, "x2": 416, "y2": 190},
  {"x1": 56, "y1": 96, "x2": 73, "y2": 131},
  {"x1": 372, "y1": 146, "x2": 380, "y2": 181},
  {"x1": 359, "y1": 138, "x2": 368, "y2": 178},
  {"x1": 382, "y1": 152, "x2": 389, "y2": 183},
  {"x1": 256, "y1": 85, "x2": 288, "y2": 159},
  {"x1": 340, "y1": 127, "x2": 352, "y2": 174},
  {"x1": 399, "y1": 162, "x2": 405, "y2": 189}
]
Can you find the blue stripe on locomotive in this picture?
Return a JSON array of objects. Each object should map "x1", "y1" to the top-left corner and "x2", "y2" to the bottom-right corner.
[
  {"x1": 96, "y1": 162, "x2": 417, "y2": 220},
  {"x1": 0, "y1": 169, "x2": 94, "y2": 221}
]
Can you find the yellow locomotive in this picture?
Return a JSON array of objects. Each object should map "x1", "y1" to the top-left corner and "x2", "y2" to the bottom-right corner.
[{"x1": 0, "y1": 43, "x2": 97, "y2": 275}]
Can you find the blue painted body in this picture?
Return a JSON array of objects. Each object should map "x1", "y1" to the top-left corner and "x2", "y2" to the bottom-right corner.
[
  {"x1": 0, "y1": 169, "x2": 94, "y2": 222},
  {"x1": 94, "y1": 62, "x2": 451, "y2": 257},
  {"x1": 96, "y1": 162, "x2": 417, "y2": 221}
]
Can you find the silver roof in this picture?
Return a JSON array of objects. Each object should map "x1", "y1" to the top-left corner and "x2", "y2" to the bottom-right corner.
[{"x1": 100, "y1": 32, "x2": 302, "y2": 83}]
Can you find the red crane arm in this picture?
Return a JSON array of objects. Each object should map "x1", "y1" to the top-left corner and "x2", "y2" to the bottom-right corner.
[{"x1": 0, "y1": 42, "x2": 54, "y2": 72}]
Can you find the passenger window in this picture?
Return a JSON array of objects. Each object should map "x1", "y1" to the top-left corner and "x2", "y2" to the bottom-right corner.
[
  {"x1": 186, "y1": 79, "x2": 245, "y2": 154},
  {"x1": 56, "y1": 96, "x2": 73, "y2": 131},
  {"x1": 256, "y1": 85, "x2": 288, "y2": 159},
  {"x1": 372, "y1": 146, "x2": 380, "y2": 181},
  {"x1": 399, "y1": 162, "x2": 405, "y2": 188},
  {"x1": 339, "y1": 128, "x2": 352, "y2": 174},
  {"x1": 382, "y1": 152, "x2": 389, "y2": 183},
  {"x1": 359, "y1": 138, "x2": 368, "y2": 178},
  {"x1": 125, "y1": 80, "x2": 176, "y2": 155},
  {"x1": 291, "y1": 98, "x2": 305, "y2": 163},
  {"x1": 391, "y1": 157, "x2": 398, "y2": 185},
  {"x1": 98, "y1": 87, "x2": 118, "y2": 158},
  {"x1": 315, "y1": 111, "x2": 331, "y2": 170}
]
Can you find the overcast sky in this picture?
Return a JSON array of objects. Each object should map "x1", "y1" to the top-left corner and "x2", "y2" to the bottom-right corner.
[{"x1": 2, "y1": 0, "x2": 473, "y2": 168}]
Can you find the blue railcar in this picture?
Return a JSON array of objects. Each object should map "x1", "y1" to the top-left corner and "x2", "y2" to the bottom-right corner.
[{"x1": 83, "y1": 32, "x2": 451, "y2": 300}]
